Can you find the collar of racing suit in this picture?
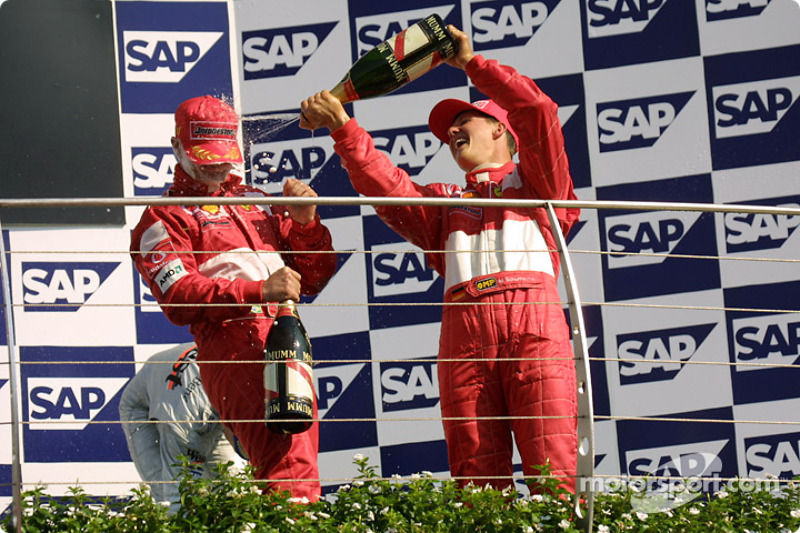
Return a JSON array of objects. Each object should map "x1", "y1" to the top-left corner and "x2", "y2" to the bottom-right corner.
[
  {"x1": 463, "y1": 160, "x2": 516, "y2": 191},
  {"x1": 169, "y1": 164, "x2": 242, "y2": 197}
]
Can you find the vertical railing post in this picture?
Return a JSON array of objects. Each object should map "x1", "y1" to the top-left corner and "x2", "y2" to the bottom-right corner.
[
  {"x1": 545, "y1": 203, "x2": 595, "y2": 533},
  {"x1": 0, "y1": 217, "x2": 23, "y2": 533}
]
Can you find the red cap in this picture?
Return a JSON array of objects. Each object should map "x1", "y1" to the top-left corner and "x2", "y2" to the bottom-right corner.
[
  {"x1": 428, "y1": 98, "x2": 518, "y2": 150},
  {"x1": 174, "y1": 96, "x2": 243, "y2": 165}
]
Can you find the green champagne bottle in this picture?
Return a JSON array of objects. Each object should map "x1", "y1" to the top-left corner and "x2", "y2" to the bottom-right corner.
[
  {"x1": 330, "y1": 13, "x2": 456, "y2": 103},
  {"x1": 263, "y1": 300, "x2": 315, "y2": 435}
]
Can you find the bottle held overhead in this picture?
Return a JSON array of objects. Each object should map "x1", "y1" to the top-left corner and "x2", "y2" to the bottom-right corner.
[
  {"x1": 330, "y1": 13, "x2": 456, "y2": 104},
  {"x1": 263, "y1": 300, "x2": 315, "y2": 435}
]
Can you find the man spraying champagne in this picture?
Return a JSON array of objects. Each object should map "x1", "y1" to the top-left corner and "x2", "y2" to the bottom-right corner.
[{"x1": 299, "y1": 25, "x2": 581, "y2": 493}]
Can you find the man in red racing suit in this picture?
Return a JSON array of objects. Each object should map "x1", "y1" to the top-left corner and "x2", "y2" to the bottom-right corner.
[
  {"x1": 300, "y1": 26, "x2": 579, "y2": 492},
  {"x1": 130, "y1": 95, "x2": 337, "y2": 501}
]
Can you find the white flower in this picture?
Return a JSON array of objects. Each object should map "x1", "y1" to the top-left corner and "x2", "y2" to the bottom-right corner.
[
  {"x1": 240, "y1": 522, "x2": 257, "y2": 533},
  {"x1": 351, "y1": 502, "x2": 362, "y2": 510},
  {"x1": 337, "y1": 484, "x2": 351, "y2": 492},
  {"x1": 689, "y1": 507, "x2": 700, "y2": 515},
  {"x1": 391, "y1": 474, "x2": 403, "y2": 480},
  {"x1": 353, "y1": 480, "x2": 364, "y2": 487},
  {"x1": 597, "y1": 525, "x2": 610, "y2": 533},
  {"x1": 453, "y1": 502, "x2": 463, "y2": 509},
  {"x1": 791, "y1": 509, "x2": 800, "y2": 518},
  {"x1": 715, "y1": 490, "x2": 729, "y2": 499},
  {"x1": 380, "y1": 506, "x2": 389, "y2": 515},
  {"x1": 317, "y1": 511, "x2": 331, "y2": 519},
  {"x1": 285, "y1": 517, "x2": 296, "y2": 525},
  {"x1": 421, "y1": 470, "x2": 433, "y2": 477},
  {"x1": 531, "y1": 494, "x2": 544, "y2": 503},
  {"x1": 354, "y1": 453, "x2": 364, "y2": 461},
  {"x1": 410, "y1": 473, "x2": 421, "y2": 480},
  {"x1": 558, "y1": 518, "x2": 571, "y2": 530},
  {"x1": 636, "y1": 511, "x2": 648, "y2": 521},
  {"x1": 288, "y1": 496, "x2": 310, "y2": 504}
]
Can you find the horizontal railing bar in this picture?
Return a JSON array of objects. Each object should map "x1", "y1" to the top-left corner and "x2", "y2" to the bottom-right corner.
[{"x1": 1, "y1": 196, "x2": 800, "y2": 216}]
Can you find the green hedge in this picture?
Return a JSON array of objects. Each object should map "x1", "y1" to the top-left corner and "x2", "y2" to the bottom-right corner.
[{"x1": 3, "y1": 456, "x2": 800, "y2": 532}]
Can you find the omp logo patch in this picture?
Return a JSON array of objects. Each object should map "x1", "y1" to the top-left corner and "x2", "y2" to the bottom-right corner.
[
  {"x1": 732, "y1": 313, "x2": 800, "y2": 372},
  {"x1": 355, "y1": 6, "x2": 456, "y2": 56},
  {"x1": 604, "y1": 211, "x2": 702, "y2": 269},
  {"x1": 597, "y1": 92, "x2": 694, "y2": 152},
  {"x1": 27, "y1": 377, "x2": 129, "y2": 430},
  {"x1": 242, "y1": 22, "x2": 337, "y2": 80},
  {"x1": 132, "y1": 147, "x2": 176, "y2": 195},
  {"x1": 370, "y1": 242, "x2": 437, "y2": 298},
  {"x1": 617, "y1": 323, "x2": 716, "y2": 384},
  {"x1": 705, "y1": 0, "x2": 772, "y2": 22},
  {"x1": 372, "y1": 126, "x2": 441, "y2": 176},
  {"x1": 712, "y1": 76, "x2": 800, "y2": 140},
  {"x1": 470, "y1": 0, "x2": 561, "y2": 50},
  {"x1": 724, "y1": 202, "x2": 800, "y2": 254},
  {"x1": 586, "y1": 0, "x2": 669, "y2": 38},
  {"x1": 380, "y1": 359, "x2": 439, "y2": 412},
  {"x1": 745, "y1": 431, "x2": 800, "y2": 478},
  {"x1": 22, "y1": 262, "x2": 120, "y2": 312},
  {"x1": 123, "y1": 31, "x2": 223, "y2": 83}
]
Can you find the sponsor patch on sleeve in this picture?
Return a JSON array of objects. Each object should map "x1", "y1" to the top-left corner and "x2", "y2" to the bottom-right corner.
[{"x1": 155, "y1": 259, "x2": 188, "y2": 293}]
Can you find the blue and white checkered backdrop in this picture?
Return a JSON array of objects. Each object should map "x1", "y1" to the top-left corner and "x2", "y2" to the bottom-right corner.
[{"x1": 2, "y1": 0, "x2": 800, "y2": 509}]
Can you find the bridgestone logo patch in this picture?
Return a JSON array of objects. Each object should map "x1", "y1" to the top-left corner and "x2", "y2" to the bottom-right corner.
[{"x1": 190, "y1": 121, "x2": 238, "y2": 140}]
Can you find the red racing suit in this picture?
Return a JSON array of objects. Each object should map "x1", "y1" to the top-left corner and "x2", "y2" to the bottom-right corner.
[
  {"x1": 130, "y1": 167, "x2": 337, "y2": 500},
  {"x1": 331, "y1": 55, "x2": 580, "y2": 491}
]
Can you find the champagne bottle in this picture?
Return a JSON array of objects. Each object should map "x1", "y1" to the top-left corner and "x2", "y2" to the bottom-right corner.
[
  {"x1": 263, "y1": 300, "x2": 315, "y2": 435},
  {"x1": 330, "y1": 13, "x2": 456, "y2": 103}
]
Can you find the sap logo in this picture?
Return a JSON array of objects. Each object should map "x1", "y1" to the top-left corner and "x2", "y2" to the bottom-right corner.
[
  {"x1": 315, "y1": 364, "x2": 363, "y2": 419},
  {"x1": 617, "y1": 323, "x2": 715, "y2": 384},
  {"x1": 373, "y1": 129, "x2": 440, "y2": 176},
  {"x1": 250, "y1": 140, "x2": 329, "y2": 190},
  {"x1": 706, "y1": 0, "x2": 771, "y2": 22},
  {"x1": 605, "y1": 211, "x2": 701, "y2": 269},
  {"x1": 123, "y1": 31, "x2": 223, "y2": 83},
  {"x1": 471, "y1": 0, "x2": 559, "y2": 50},
  {"x1": 370, "y1": 242, "x2": 438, "y2": 298},
  {"x1": 713, "y1": 77, "x2": 800, "y2": 140},
  {"x1": 136, "y1": 273, "x2": 162, "y2": 314},
  {"x1": 242, "y1": 22, "x2": 337, "y2": 80},
  {"x1": 22, "y1": 262, "x2": 120, "y2": 312},
  {"x1": 597, "y1": 92, "x2": 694, "y2": 152},
  {"x1": 724, "y1": 203, "x2": 800, "y2": 254},
  {"x1": 745, "y1": 431, "x2": 800, "y2": 478},
  {"x1": 732, "y1": 314, "x2": 800, "y2": 371},
  {"x1": 380, "y1": 360, "x2": 439, "y2": 412},
  {"x1": 586, "y1": 0, "x2": 668, "y2": 38},
  {"x1": 27, "y1": 377, "x2": 129, "y2": 430},
  {"x1": 132, "y1": 147, "x2": 176, "y2": 194},
  {"x1": 627, "y1": 441, "x2": 726, "y2": 481},
  {"x1": 558, "y1": 104, "x2": 579, "y2": 129},
  {"x1": 355, "y1": 6, "x2": 456, "y2": 56}
]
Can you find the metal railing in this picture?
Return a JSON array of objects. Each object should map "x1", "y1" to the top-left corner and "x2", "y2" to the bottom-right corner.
[{"x1": 3, "y1": 195, "x2": 800, "y2": 533}]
